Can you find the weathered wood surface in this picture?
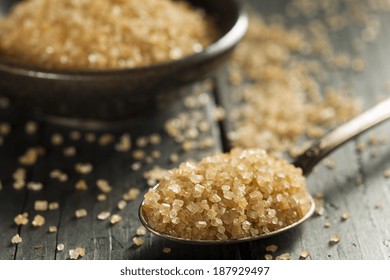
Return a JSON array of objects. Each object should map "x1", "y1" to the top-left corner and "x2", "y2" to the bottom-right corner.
[{"x1": 0, "y1": 0, "x2": 390, "y2": 260}]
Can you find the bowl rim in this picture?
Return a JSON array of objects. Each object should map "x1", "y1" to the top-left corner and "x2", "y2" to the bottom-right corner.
[{"x1": 0, "y1": 0, "x2": 248, "y2": 81}]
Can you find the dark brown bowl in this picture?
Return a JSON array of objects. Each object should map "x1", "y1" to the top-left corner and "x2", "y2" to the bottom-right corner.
[{"x1": 0, "y1": 0, "x2": 247, "y2": 123}]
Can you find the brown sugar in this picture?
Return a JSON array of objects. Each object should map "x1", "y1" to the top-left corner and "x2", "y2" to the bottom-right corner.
[
  {"x1": 162, "y1": 247, "x2": 172, "y2": 254},
  {"x1": 110, "y1": 214, "x2": 122, "y2": 225},
  {"x1": 299, "y1": 249, "x2": 310, "y2": 259},
  {"x1": 14, "y1": 213, "x2": 29, "y2": 226},
  {"x1": 329, "y1": 233, "x2": 341, "y2": 244},
  {"x1": 11, "y1": 234, "x2": 22, "y2": 245},
  {"x1": 69, "y1": 247, "x2": 86, "y2": 260},
  {"x1": 0, "y1": 0, "x2": 217, "y2": 70},
  {"x1": 276, "y1": 253, "x2": 292, "y2": 260},
  {"x1": 133, "y1": 237, "x2": 145, "y2": 246},
  {"x1": 227, "y1": 13, "x2": 361, "y2": 154},
  {"x1": 97, "y1": 211, "x2": 111, "y2": 221},
  {"x1": 75, "y1": 209, "x2": 88, "y2": 219},
  {"x1": 142, "y1": 148, "x2": 311, "y2": 240},
  {"x1": 32, "y1": 214, "x2": 45, "y2": 227}
]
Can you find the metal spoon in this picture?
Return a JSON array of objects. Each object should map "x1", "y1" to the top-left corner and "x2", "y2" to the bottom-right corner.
[{"x1": 139, "y1": 97, "x2": 390, "y2": 244}]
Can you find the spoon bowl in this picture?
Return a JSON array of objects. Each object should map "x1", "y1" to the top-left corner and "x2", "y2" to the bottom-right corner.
[
  {"x1": 139, "y1": 189, "x2": 315, "y2": 244},
  {"x1": 139, "y1": 97, "x2": 390, "y2": 244}
]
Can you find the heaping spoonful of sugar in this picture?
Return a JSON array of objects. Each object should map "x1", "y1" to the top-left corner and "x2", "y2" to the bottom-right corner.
[{"x1": 139, "y1": 97, "x2": 390, "y2": 244}]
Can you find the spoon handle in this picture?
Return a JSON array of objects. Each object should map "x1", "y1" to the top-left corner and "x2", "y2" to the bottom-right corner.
[{"x1": 293, "y1": 98, "x2": 390, "y2": 176}]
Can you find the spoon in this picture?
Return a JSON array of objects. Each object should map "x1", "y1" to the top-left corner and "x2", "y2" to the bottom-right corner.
[{"x1": 139, "y1": 97, "x2": 390, "y2": 244}]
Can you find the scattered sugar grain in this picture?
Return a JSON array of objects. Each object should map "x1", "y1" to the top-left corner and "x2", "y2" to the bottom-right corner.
[
  {"x1": 329, "y1": 233, "x2": 341, "y2": 244},
  {"x1": 324, "y1": 221, "x2": 332, "y2": 228},
  {"x1": 75, "y1": 209, "x2": 88, "y2": 218},
  {"x1": 117, "y1": 200, "x2": 127, "y2": 210},
  {"x1": 341, "y1": 212, "x2": 350, "y2": 221},
  {"x1": 213, "y1": 106, "x2": 226, "y2": 121},
  {"x1": 136, "y1": 137, "x2": 149, "y2": 148},
  {"x1": 13, "y1": 168, "x2": 26, "y2": 181},
  {"x1": 299, "y1": 249, "x2": 310, "y2": 259},
  {"x1": 57, "y1": 244, "x2": 65, "y2": 252},
  {"x1": 32, "y1": 214, "x2": 45, "y2": 227},
  {"x1": 69, "y1": 247, "x2": 86, "y2": 260},
  {"x1": 85, "y1": 133, "x2": 96, "y2": 143},
  {"x1": 169, "y1": 153, "x2": 179, "y2": 163},
  {"x1": 69, "y1": 130, "x2": 81, "y2": 141},
  {"x1": 145, "y1": 156, "x2": 154, "y2": 164},
  {"x1": 49, "y1": 226, "x2": 57, "y2": 233},
  {"x1": 75, "y1": 163, "x2": 93, "y2": 174},
  {"x1": 368, "y1": 134, "x2": 382, "y2": 146},
  {"x1": 383, "y1": 168, "x2": 390, "y2": 178},
  {"x1": 266, "y1": 245, "x2": 278, "y2": 253},
  {"x1": 136, "y1": 226, "x2": 147, "y2": 236},
  {"x1": 133, "y1": 237, "x2": 144, "y2": 246},
  {"x1": 97, "y1": 179, "x2": 112, "y2": 193},
  {"x1": 13, "y1": 180, "x2": 25, "y2": 190},
  {"x1": 0, "y1": 122, "x2": 11, "y2": 135},
  {"x1": 368, "y1": 134, "x2": 378, "y2": 146},
  {"x1": 132, "y1": 150, "x2": 145, "y2": 160},
  {"x1": 63, "y1": 146, "x2": 77, "y2": 157},
  {"x1": 50, "y1": 169, "x2": 68, "y2": 182},
  {"x1": 162, "y1": 247, "x2": 172, "y2": 254},
  {"x1": 314, "y1": 193, "x2": 325, "y2": 216},
  {"x1": 75, "y1": 180, "x2": 88, "y2": 191},
  {"x1": 49, "y1": 169, "x2": 62, "y2": 179},
  {"x1": 34, "y1": 200, "x2": 48, "y2": 211},
  {"x1": 185, "y1": 127, "x2": 199, "y2": 140},
  {"x1": 27, "y1": 182, "x2": 43, "y2": 191},
  {"x1": 356, "y1": 141, "x2": 367, "y2": 153},
  {"x1": 18, "y1": 147, "x2": 45, "y2": 165},
  {"x1": 182, "y1": 141, "x2": 197, "y2": 152},
  {"x1": 97, "y1": 211, "x2": 111, "y2": 221},
  {"x1": 110, "y1": 214, "x2": 122, "y2": 225},
  {"x1": 151, "y1": 151, "x2": 161, "y2": 159},
  {"x1": 14, "y1": 213, "x2": 29, "y2": 226},
  {"x1": 131, "y1": 162, "x2": 142, "y2": 171},
  {"x1": 149, "y1": 134, "x2": 162, "y2": 145},
  {"x1": 115, "y1": 133, "x2": 131, "y2": 152},
  {"x1": 98, "y1": 133, "x2": 115, "y2": 146},
  {"x1": 51, "y1": 133, "x2": 64, "y2": 146},
  {"x1": 97, "y1": 194, "x2": 107, "y2": 202},
  {"x1": 49, "y1": 202, "x2": 59, "y2": 210},
  {"x1": 122, "y1": 188, "x2": 140, "y2": 201},
  {"x1": 198, "y1": 121, "x2": 211, "y2": 132},
  {"x1": 276, "y1": 253, "x2": 292, "y2": 260},
  {"x1": 0, "y1": 97, "x2": 10, "y2": 109},
  {"x1": 11, "y1": 234, "x2": 22, "y2": 244},
  {"x1": 25, "y1": 121, "x2": 38, "y2": 135},
  {"x1": 198, "y1": 137, "x2": 214, "y2": 149}
]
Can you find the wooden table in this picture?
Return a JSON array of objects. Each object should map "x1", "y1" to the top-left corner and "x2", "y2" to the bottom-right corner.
[{"x1": 1, "y1": 0, "x2": 390, "y2": 260}]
